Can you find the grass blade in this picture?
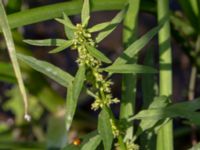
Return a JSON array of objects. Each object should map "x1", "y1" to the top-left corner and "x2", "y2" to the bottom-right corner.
[
  {"x1": 5, "y1": 0, "x2": 154, "y2": 30},
  {"x1": 86, "y1": 45, "x2": 111, "y2": 64},
  {"x1": 103, "y1": 64, "x2": 157, "y2": 74},
  {"x1": 0, "y1": 2, "x2": 30, "y2": 121},
  {"x1": 24, "y1": 39, "x2": 68, "y2": 47},
  {"x1": 17, "y1": 53, "x2": 74, "y2": 88}
]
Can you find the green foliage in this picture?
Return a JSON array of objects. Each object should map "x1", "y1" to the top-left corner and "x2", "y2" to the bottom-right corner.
[{"x1": 1, "y1": 0, "x2": 200, "y2": 149}]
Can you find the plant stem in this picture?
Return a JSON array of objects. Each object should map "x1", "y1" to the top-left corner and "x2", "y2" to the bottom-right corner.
[
  {"x1": 188, "y1": 35, "x2": 200, "y2": 145},
  {"x1": 157, "y1": 0, "x2": 173, "y2": 150},
  {"x1": 120, "y1": 0, "x2": 140, "y2": 140}
]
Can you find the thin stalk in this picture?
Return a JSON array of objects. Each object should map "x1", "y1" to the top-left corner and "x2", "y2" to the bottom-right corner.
[
  {"x1": 157, "y1": 0, "x2": 173, "y2": 150},
  {"x1": 120, "y1": 0, "x2": 140, "y2": 140},
  {"x1": 188, "y1": 35, "x2": 200, "y2": 145}
]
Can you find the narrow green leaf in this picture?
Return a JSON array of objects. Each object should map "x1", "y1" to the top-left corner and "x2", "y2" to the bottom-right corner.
[
  {"x1": 66, "y1": 65, "x2": 86, "y2": 131},
  {"x1": 88, "y1": 22, "x2": 110, "y2": 33},
  {"x1": 55, "y1": 18, "x2": 76, "y2": 29},
  {"x1": 103, "y1": 64, "x2": 157, "y2": 74},
  {"x1": 49, "y1": 40, "x2": 73, "y2": 53},
  {"x1": 81, "y1": 0, "x2": 90, "y2": 26},
  {"x1": 23, "y1": 39, "x2": 67, "y2": 47},
  {"x1": 95, "y1": 7, "x2": 126, "y2": 43},
  {"x1": 17, "y1": 53, "x2": 74, "y2": 88},
  {"x1": 98, "y1": 108, "x2": 113, "y2": 150},
  {"x1": 81, "y1": 135, "x2": 101, "y2": 150},
  {"x1": 0, "y1": 2, "x2": 30, "y2": 121},
  {"x1": 63, "y1": 13, "x2": 75, "y2": 39},
  {"x1": 113, "y1": 22, "x2": 164, "y2": 65},
  {"x1": 86, "y1": 45, "x2": 111, "y2": 64}
]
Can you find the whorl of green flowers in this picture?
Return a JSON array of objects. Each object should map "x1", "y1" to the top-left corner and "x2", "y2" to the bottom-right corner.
[{"x1": 71, "y1": 23, "x2": 119, "y2": 111}]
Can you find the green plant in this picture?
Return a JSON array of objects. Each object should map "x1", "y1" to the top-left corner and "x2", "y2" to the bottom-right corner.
[{"x1": 1, "y1": 0, "x2": 200, "y2": 150}]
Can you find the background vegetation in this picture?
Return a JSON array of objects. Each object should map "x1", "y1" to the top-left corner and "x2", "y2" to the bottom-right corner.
[{"x1": 0, "y1": 0, "x2": 200, "y2": 149}]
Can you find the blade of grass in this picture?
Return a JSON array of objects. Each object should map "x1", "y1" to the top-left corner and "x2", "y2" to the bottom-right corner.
[
  {"x1": 157, "y1": 0, "x2": 173, "y2": 150},
  {"x1": 5, "y1": 0, "x2": 155, "y2": 30},
  {"x1": 120, "y1": 0, "x2": 140, "y2": 141},
  {"x1": 0, "y1": 2, "x2": 30, "y2": 121}
]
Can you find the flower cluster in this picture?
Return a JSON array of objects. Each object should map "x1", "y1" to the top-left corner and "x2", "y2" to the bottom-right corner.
[{"x1": 71, "y1": 23, "x2": 119, "y2": 111}]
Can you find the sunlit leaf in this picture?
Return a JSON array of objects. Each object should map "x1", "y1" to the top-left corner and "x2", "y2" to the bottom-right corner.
[
  {"x1": 49, "y1": 40, "x2": 73, "y2": 53},
  {"x1": 23, "y1": 39, "x2": 67, "y2": 47},
  {"x1": 81, "y1": 0, "x2": 90, "y2": 26},
  {"x1": 0, "y1": 2, "x2": 29, "y2": 120},
  {"x1": 65, "y1": 65, "x2": 86, "y2": 131},
  {"x1": 95, "y1": 7, "x2": 127, "y2": 43},
  {"x1": 88, "y1": 22, "x2": 110, "y2": 33},
  {"x1": 98, "y1": 108, "x2": 113, "y2": 150},
  {"x1": 86, "y1": 45, "x2": 111, "y2": 64},
  {"x1": 103, "y1": 64, "x2": 157, "y2": 74},
  {"x1": 17, "y1": 53, "x2": 74, "y2": 88}
]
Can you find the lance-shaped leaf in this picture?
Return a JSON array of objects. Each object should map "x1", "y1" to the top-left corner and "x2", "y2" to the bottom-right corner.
[
  {"x1": 17, "y1": 53, "x2": 74, "y2": 88},
  {"x1": 49, "y1": 40, "x2": 73, "y2": 53},
  {"x1": 113, "y1": 20, "x2": 165, "y2": 65},
  {"x1": 86, "y1": 44, "x2": 111, "y2": 64},
  {"x1": 23, "y1": 39, "x2": 67, "y2": 47},
  {"x1": 81, "y1": 134, "x2": 101, "y2": 150},
  {"x1": 0, "y1": 2, "x2": 30, "y2": 121},
  {"x1": 98, "y1": 108, "x2": 113, "y2": 150},
  {"x1": 81, "y1": 0, "x2": 90, "y2": 27},
  {"x1": 95, "y1": 7, "x2": 127, "y2": 43},
  {"x1": 55, "y1": 18, "x2": 76, "y2": 30},
  {"x1": 103, "y1": 64, "x2": 157, "y2": 74},
  {"x1": 88, "y1": 22, "x2": 110, "y2": 33},
  {"x1": 66, "y1": 65, "x2": 85, "y2": 131},
  {"x1": 63, "y1": 13, "x2": 75, "y2": 39}
]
